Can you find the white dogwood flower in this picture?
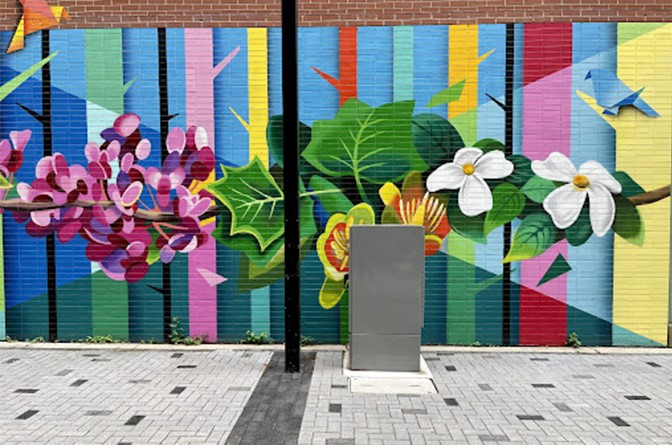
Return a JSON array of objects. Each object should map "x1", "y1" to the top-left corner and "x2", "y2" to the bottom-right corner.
[
  {"x1": 531, "y1": 152, "x2": 622, "y2": 237},
  {"x1": 426, "y1": 147, "x2": 514, "y2": 217}
]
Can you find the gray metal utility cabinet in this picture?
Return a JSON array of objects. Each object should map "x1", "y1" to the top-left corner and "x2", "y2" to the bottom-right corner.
[{"x1": 349, "y1": 225, "x2": 425, "y2": 372}]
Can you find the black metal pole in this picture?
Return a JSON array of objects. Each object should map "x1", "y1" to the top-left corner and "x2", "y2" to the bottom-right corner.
[
  {"x1": 158, "y1": 28, "x2": 173, "y2": 343},
  {"x1": 502, "y1": 23, "x2": 515, "y2": 346},
  {"x1": 283, "y1": 0, "x2": 301, "y2": 372}
]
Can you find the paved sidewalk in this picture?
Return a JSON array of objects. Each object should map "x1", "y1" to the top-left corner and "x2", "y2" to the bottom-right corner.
[
  {"x1": 0, "y1": 348, "x2": 270, "y2": 444},
  {"x1": 300, "y1": 351, "x2": 672, "y2": 445},
  {"x1": 2, "y1": 346, "x2": 672, "y2": 444}
]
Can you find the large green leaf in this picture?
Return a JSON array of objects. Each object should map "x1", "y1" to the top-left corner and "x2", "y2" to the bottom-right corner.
[
  {"x1": 507, "y1": 155, "x2": 534, "y2": 187},
  {"x1": 427, "y1": 80, "x2": 465, "y2": 108},
  {"x1": 521, "y1": 176, "x2": 556, "y2": 203},
  {"x1": 303, "y1": 99, "x2": 426, "y2": 184},
  {"x1": 266, "y1": 115, "x2": 312, "y2": 168},
  {"x1": 207, "y1": 157, "x2": 317, "y2": 251},
  {"x1": 503, "y1": 213, "x2": 557, "y2": 263},
  {"x1": 412, "y1": 113, "x2": 465, "y2": 171},
  {"x1": 612, "y1": 195, "x2": 644, "y2": 246},
  {"x1": 612, "y1": 171, "x2": 645, "y2": 198},
  {"x1": 445, "y1": 191, "x2": 486, "y2": 244},
  {"x1": 473, "y1": 138, "x2": 505, "y2": 153},
  {"x1": 564, "y1": 206, "x2": 592, "y2": 247},
  {"x1": 484, "y1": 183, "x2": 525, "y2": 236},
  {"x1": 309, "y1": 176, "x2": 353, "y2": 215},
  {"x1": 319, "y1": 276, "x2": 348, "y2": 310}
]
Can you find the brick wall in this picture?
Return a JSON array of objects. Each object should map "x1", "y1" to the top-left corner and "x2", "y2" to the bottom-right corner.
[{"x1": 1, "y1": 0, "x2": 672, "y2": 30}]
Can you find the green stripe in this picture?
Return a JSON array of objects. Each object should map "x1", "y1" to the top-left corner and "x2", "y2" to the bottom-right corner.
[
  {"x1": 85, "y1": 29, "x2": 132, "y2": 114},
  {"x1": 393, "y1": 26, "x2": 414, "y2": 102},
  {"x1": 250, "y1": 287, "x2": 271, "y2": 334},
  {"x1": 446, "y1": 233, "x2": 476, "y2": 344},
  {"x1": 92, "y1": 272, "x2": 129, "y2": 340},
  {"x1": 86, "y1": 28, "x2": 129, "y2": 339}
]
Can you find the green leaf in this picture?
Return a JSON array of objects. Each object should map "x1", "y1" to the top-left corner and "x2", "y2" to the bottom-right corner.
[
  {"x1": 147, "y1": 229, "x2": 162, "y2": 264},
  {"x1": 612, "y1": 195, "x2": 645, "y2": 246},
  {"x1": 319, "y1": 276, "x2": 348, "y2": 310},
  {"x1": 612, "y1": 171, "x2": 645, "y2": 198},
  {"x1": 537, "y1": 254, "x2": 572, "y2": 286},
  {"x1": 412, "y1": 113, "x2": 465, "y2": 171},
  {"x1": 473, "y1": 138, "x2": 505, "y2": 152},
  {"x1": 309, "y1": 176, "x2": 353, "y2": 215},
  {"x1": 484, "y1": 183, "x2": 525, "y2": 236},
  {"x1": 303, "y1": 99, "x2": 427, "y2": 184},
  {"x1": 0, "y1": 175, "x2": 13, "y2": 189},
  {"x1": 237, "y1": 256, "x2": 284, "y2": 292},
  {"x1": 426, "y1": 80, "x2": 465, "y2": 108},
  {"x1": 207, "y1": 158, "x2": 317, "y2": 251},
  {"x1": 503, "y1": 213, "x2": 557, "y2": 263},
  {"x1": 266, "y1": 115, "x2": 312, "y2": 168},
  {"x1": 381, "y1": 205, "x2": 402, "y2": 224},
  {"x1": 445, "y1": 191, "x2": 486, "y2": 244},
  {"x1": 521, "y1": 176, "x2": 556, "y2": 203},
  {"x1": 564, "y1": 206, "x2": 592, "y2": 247},
  {"x1": 507, "y1": 155, "x2": 534, "y2": 187},
  {"x1": 0, "y1": 52, "x2": 58, "y2": 102}
]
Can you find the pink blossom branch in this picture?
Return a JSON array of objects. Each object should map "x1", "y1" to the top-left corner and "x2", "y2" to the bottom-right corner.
[{"x1": 0, "y1": 198, "x2": 220, "y2": 222}]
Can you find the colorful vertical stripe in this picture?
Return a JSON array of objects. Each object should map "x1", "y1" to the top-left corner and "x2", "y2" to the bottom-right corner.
[
  {"x1": 85, "y1": 29, "x2": 130, "y2": 339},
  {"x1": 520, "y1": 23, "x2": 573, "y2": 345},
  {"x1": 611, "y1": 24, "x2": 672, "y2": 346},
  {"x1": 312, "y1": 27, "x2": 358, "y2": 106},
  {"x1": 393, "y1": 26, "x2": 414, "y2": 102}
]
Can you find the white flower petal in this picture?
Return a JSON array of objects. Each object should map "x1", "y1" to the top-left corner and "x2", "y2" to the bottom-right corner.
[
  {"x1": 474, "y1": 150, "x2": 514, "y2": 179},
  {"x1": 587, "y1": 183, "x2": 616, "y2": 237},
  {"x1": 542, "y1": 183, "x2": 587, "y2": 229},
  {"x1": 426, "y1": 163, "x2": 466, "y2": 192},
  {"x1": 531, "y1": 152, "x2": 577, "y2": 183},
  {"x1": 579, "y1": 161, "x2": 622, "y2": 194},
  {"x1": 453, "y1": 147, "x2": 483, "y2": 167},
  {"x1": 458, "y1": 175, "x2": 492, "y2": 217}
]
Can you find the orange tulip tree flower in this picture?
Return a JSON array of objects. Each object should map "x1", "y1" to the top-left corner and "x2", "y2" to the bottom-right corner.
[
  {"x1": 316, "y1": 203, "x2": 375, "y2": 309},
  {"x1": 379, "y1": 171, "x2": 450, "y2": 256}
]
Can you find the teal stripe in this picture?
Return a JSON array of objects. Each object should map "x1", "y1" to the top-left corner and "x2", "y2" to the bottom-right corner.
[
  {"x1": 250, "y1": 287, "x2": 271, "y2": 334},
  {"x1": 393, "y1": 26, "x2": 414, "y2": 101}
]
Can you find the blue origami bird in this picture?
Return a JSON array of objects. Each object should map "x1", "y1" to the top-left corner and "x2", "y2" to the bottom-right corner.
[{"x1": 584, "y1": 69, "x2": 659, "y2": 117}]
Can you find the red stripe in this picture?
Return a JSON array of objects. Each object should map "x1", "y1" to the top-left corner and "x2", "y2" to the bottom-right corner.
[
  {"x1": 519, "y1": 287, "x2": 568, "y2": 346},
  {"x1": 523, "y1": 23, "x2": 573, "y2": 86},
  {"x1": 339, "y1": 27, "x2": 358, "y2": 106}
]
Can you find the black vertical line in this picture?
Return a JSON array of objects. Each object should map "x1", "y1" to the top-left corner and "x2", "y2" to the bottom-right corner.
[
  {"x1": 41, "y1": 30, "x2": 57, "y2": 343},
  {"x1": 502, "y1": 23, "x2": 515, "y2": 346},
  {"x1": 157, "y1": 27, "x2": 172, "y2": 342},
  {"x1": 283, "y1": 0, "x2": 301, "y2": 372}
]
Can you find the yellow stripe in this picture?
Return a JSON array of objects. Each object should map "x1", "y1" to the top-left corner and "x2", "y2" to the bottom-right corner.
[
  {"x1": 611, "y1": 24, "x2": 671, "y2": 344},
  {"x1": 448, "y1": 24, "x2": 480, "y2": 120},
  {"x1": 247, "y1": 28, "x2": 269, "y2": 167}
]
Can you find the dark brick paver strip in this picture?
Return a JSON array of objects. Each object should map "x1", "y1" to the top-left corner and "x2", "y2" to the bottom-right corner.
[{"x1": 225, "y1": 352, "x2": 315, "y2": 445}]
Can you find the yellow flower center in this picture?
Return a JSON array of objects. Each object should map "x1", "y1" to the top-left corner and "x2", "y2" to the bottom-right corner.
[
  {"x1": 573, "y1": 174, "x2": 590, "y2": 190},
  {"x1": 462, "y1": 163, "x2": 476, "y2": 175}
]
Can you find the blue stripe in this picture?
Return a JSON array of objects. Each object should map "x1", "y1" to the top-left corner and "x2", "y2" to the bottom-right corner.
[
  {"x1": 166, "y1": 28, "x2": 187, "y2": 130},
  {"x1": 568, "y1": 23, "x2": 617, "y2": 325},
  {"x1": 214, "y1": 28, "x2": 249, "y2": 170},
  {"x1": 413, "y1": 26, "x2": 449, "y2": 117},
  {"x1": 357, "y1": 26, "x2": 394, "y2": 107},
  {"x1": 299, "y1": 27, "x2": 340, "y2": 125}
]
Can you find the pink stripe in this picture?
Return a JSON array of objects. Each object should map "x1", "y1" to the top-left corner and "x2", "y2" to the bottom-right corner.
[
  {"x1": 521, "y1": 66, "x2": 573, "y2": 345},
  {"x1": 184, "y1": 28, "x2": 218, "y2": 341}
]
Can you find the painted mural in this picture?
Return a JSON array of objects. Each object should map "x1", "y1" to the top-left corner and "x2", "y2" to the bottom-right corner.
[{"x1": 0, "y1": 23, "x2": 670, "y2": 346}]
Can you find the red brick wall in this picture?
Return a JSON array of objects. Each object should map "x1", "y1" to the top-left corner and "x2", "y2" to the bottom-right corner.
[{"x1": 1, "y1": 0, "x2": 671, "y2": 30}]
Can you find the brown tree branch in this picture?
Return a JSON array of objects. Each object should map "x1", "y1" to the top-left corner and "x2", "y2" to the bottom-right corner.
[
  {"x1": 0, "y1": 199, "x2": 220, "y2": 223},
  {"x1": 629, "y1": 184, "x2": 671, "y2": 206}
]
